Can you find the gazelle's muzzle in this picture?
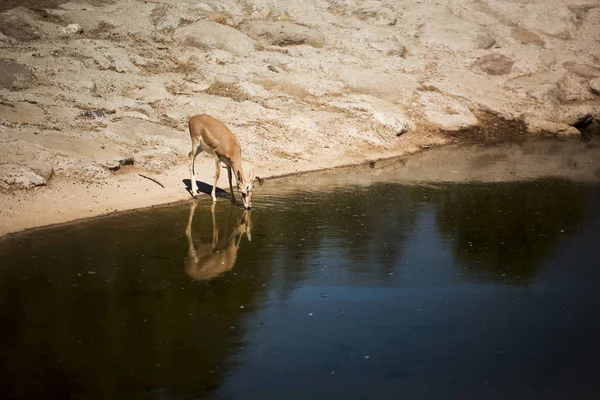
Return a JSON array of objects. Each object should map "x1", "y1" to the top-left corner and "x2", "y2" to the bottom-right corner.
[{"x1": 241, "y1": 191, "x2": 252, "y2": 209}]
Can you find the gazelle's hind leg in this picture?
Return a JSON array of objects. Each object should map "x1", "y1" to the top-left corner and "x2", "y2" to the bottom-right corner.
[
  {"x1": 188, "y1": 140, "x2": 202, "y2": 197},
  {"x1": 211, "y1": 157, "x2": 221, "y2": 202}
]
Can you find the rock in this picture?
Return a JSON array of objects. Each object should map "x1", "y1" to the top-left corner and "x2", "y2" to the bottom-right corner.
[
  {"x1": 0, "y1": 164, "x2": 47, "y2": 189},
  {"x1": 590, "y1": 78, "x2": 600, "y2": 96},
  {"x1": 174, "y1": 21, "x2": 255, "y2": 56},
  {"x1": 69, "y1": 39, "x2": 139, "y2": 73},
  {"x1": 476, "y1": 33, "x2": 496, "y2": 50},
  {"x1": 564, "y1": 62, "x2": 600, "y2": 78},
  {"x1": 0, "y1": 60, "x2": 34, "y2": 89},
  {"x1": 352, "y1": 2, "x2": 397, "y2": 26},
  {"x1": 419, "y1": 92, "x2": 479, "y2": 131},
  {"x1": 59, "y1": 23, "x2": 83, "y2": 37},
  {"x1": 511, "y1": 27, "x2": 544, "y2": 46},
  {"x1": 418, "y1": 13, "x2": 492, "y2": 52},
  {"x1": 423, "y1": 70, "x2": 517, "y2": 120},
  {"x1": 329, "y1": 94, "x2": 414, "y2": 134},
  {"x1": 557, "y1": 73, "x2": 596, "y2": 103},
  {"x1": 238, "y1": 20, "x2": 325, "y2": 48},
  {"x1": 206, "y1": 49, "x2": 234, "y2": 65},
  {"x1": 326, "y1": 65, "x2": 418, "y2": 103},
  {"x1": 0, "y1": 102, "x2": 45, "y2": 124},
  {"x1": 523, "y1": 116, "x2": 580, "y2": 137},
  {"x1": 150, "y1": 4, "x2": 182, "y2": 31},
  {"x1": 472, "y1": 54, "x2": 514, "y2": 76},
  {"x1": 353, "y1": 27, "x2": 405, "y2": 56},
  {"x1": 53, "y1": 158, "x2": 111, "y2": 180},
  {"x1": 0, "y1": 7, "x2": 40, "y2": 42}
]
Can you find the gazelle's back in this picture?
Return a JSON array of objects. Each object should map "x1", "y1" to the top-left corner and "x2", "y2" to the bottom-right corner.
[{"x1": 188, "y1": 114, "x2": 239, "y2": 159}]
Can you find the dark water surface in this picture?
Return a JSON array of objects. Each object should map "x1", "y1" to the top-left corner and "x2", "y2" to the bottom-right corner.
[{"x1": 1, "y1": 179, "x2": 600, "y2": 399}]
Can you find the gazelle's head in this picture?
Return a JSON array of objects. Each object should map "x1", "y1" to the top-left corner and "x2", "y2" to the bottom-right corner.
[{"x1": 238, "y1": 166, "x2": 263, "y2": 210}]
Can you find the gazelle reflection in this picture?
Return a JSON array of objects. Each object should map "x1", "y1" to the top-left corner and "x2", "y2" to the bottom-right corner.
[{"x1": 185, "y1": 201, "x2": 252, "y2": 281}]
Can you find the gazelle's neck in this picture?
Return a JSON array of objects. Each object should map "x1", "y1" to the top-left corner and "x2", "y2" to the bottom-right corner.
[{"x1": 232, "y1": 159, "x2": 246, "y2": 187}]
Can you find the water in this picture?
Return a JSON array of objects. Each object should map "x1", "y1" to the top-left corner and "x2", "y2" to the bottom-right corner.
[{"x1": 1, "y1": 176, "x2": 600, "y2": 399}]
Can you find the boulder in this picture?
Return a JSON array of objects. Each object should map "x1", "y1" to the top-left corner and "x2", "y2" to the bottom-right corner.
[
  {"x1": 0, "y1": 60, "x2": 34, "y2": 89},
  {"x1": 238, "y1": 20, "x2": 325, "y2": 48},
  {"x1": 0, "y1": 7, "x2": 40, "y2": 42},
  {"x1": 564, "y1": 62, "x2": 600, "y2": 78},
  {"x1": 353, "y1": 27, "x2": 405, "y2": 56},
  {"x1": 0, "y1": 164, "x2": 47, "y2": 189},
  {"x1": 351, "y1": 2, "x2": 397, "y2": 26},
  {"x1": 511, "y1": 27, "x2": 544, "y2": 46},
  {"x1": 59, "y1": 23, "x2": 83, "y2": 37},
  {"x1": 472, "y1": 54, "x2": 515, "y2": 76},
  {"x1": 418, "y1": 13, "x2": 492, "y2": 52},
  {"x1": 523, "y1": 116, "x2": 580, "y2": 137},
  {"x1": 590, "y1": 78, "x2": 600, "y2": 96},
  {"x1": 557, "y1": 73, "x2": 597, "y2": 103},
  {"x1": 68, "y1": 39, "x2": 139, "y2": 73},
  {"x1": 419, "y1": 92, "x2": 479, "y2": 132},
  {"x1": 0, "y1": 102, "x2": 45, "y2": 124},
  {"x1": 174, "y1": 21, "x2": 255, "y2": 56}
]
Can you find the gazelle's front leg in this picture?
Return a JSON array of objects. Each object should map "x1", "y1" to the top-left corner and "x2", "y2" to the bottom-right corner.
[
  {"x1": 188, "y1": 147, "x2": 200, "y2": 197},
  {"x1": 227, "y1": 166, "x2": 236, "y2": 204},
  {"x1": 212, "y1": 158, "x2": 220, "y2": 202}
]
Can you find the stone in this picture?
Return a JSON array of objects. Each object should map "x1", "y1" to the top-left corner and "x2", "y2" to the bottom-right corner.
[
  {"x1": 59, "y1": 23, "x2": 83, "y2": 37},
  {"x1": 206, "y1": 49, "x2": 234, "y2": 65},
  {"x1": 0, "y1": 164, "x2": 47, "y2": 189},
  {"x1": 0, "y1": 60, "x2": 34, "y2": 89},
  {"x1": 68, "y1": 39, "x2": 139, "y2": 73},
  {"x1": 418, "y1": 13, "x2": 492, "y2": 52},
  {"x1": 352, "y1": 3, "x2": 397, "y2": 26},
  {"x1": 476, "y1": 33, "x2": 496, "y2": 50},
  {"x1": 557, "y1": 73, "x2": 596, "y2": 103},
  {"x1": 511, "y1": 27, "x2": 544, "y2": 46},
  {"x1": 0, "y1": 102, "x2": 45, "y2": 124},
  {"x1": 523, "y1": 116, "x2": 580, "y2": 137},
  {"x1": 420, "y1": 92, "x2": 479, "y2": 132},
  {"x1": 238, "y1": 20, "x2": 325, "y2": 48},
  {"x1": 174, "y1": 21, "x2": 255, "y2": 56},
  {"x1": 473, "y1": 54, "x2": 514, "y2": 76},
  {"x1": 0, "y1": 7, "x2": 40, "y2": 42},
  {"x1": 353, "y1": 27, "x2": 405, "y2": 56},
  {"x1": 564, "y1": 62, "x2": 600, "y2": 78},
  {"x1": 590, "y1": 78, "x2": 600, "y2": 96}
]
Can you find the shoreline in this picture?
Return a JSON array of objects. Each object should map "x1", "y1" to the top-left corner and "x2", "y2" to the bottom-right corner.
[
  {"x1": 2, "y1": 134, "x2": 599, "y2": 238},
  {"x1": 0, "y1": 135, "x2": 443, "y2": 237}
]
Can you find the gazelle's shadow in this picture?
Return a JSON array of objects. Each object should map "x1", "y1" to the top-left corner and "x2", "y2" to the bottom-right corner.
[{"x1": 182, "y1": 179, "x2": 228, "y2": 199}]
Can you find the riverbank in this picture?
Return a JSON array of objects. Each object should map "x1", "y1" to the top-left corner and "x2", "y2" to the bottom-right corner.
[
  {"x1": 0, "y1": 127, "x2": 448, "y2": 236},
  {"x1": 2, "y1": 135, "x2": 599, "y2": 237}
]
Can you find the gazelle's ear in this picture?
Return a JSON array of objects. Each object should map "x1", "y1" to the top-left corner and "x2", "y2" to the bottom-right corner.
[
  {"x1": 246, "y1": 166, "x2": 255, "y2": 183},
  {"x1": 257, "y1": 176, "x2": 264, "y2": 185}
]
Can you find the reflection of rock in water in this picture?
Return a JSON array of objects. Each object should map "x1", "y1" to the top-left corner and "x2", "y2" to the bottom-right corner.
[
  {"x1": 185, "y1": 201, "x2": 252, "y2": 281},
  {"x1": 433, "y1": 180, "x2": 588, "y2": 285}
]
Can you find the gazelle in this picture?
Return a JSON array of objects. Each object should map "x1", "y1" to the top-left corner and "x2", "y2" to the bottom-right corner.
[
  {"x1": 185, "y1": 201, "x2": 252, "y2": 281},
  {"x1": 188, "y1": 114, "x2": 262, "y2": 209}
]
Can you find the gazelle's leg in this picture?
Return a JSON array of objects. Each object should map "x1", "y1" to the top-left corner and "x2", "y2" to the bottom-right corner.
[
  {"x1": 227, "y1": 166, "x2": 236, "y2": 203},
  {"x1": 188, "y1": 142, "x2": 202, "y2": 197},
  {"x1": 212, "y1": 158, "x2": 220, "y2": 202}
]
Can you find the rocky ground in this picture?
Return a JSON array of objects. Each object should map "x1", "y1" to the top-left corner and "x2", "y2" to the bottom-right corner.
[{"x1": 1, "y1": 0, "x2": 600, "y2": 235}]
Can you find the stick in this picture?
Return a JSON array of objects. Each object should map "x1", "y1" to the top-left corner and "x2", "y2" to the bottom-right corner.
[{"x1": 138, "y1": 173, "x2": 165, "y2": 188}]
